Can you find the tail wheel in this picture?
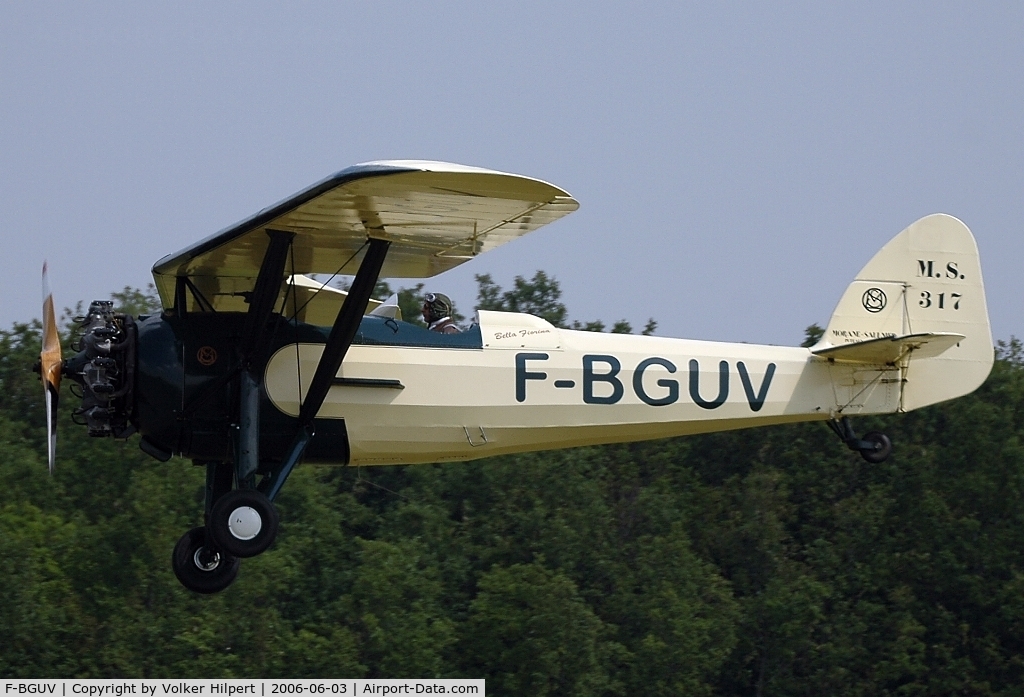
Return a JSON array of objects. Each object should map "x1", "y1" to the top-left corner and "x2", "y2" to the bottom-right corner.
[
  {"x1": 859, "y1": 431, "x2": 893, "y2": 463},
  {"x1": 172, "y1": 526, "x2": 240, "y2": 594},
  {"x1": 209, "y1": 489, "x2": 280, "y2": 558}
]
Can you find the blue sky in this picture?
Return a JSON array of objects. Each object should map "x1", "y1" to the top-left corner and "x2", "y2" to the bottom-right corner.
[{"x1": 2, "y1": 2, "x2": 1022, "y2": 345}]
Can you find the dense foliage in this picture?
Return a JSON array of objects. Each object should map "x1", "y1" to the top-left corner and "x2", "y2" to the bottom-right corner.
[{"x1": 2, "y1": 274, "x2": 1023, "y2": 696}]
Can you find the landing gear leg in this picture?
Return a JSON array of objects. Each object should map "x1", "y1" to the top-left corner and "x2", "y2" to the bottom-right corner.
[
  {"x1": 205, "y1": 370, "x2": 280, "y2": 558},
  {"x1": 204, "y1": 460, "x2": 234, "y2": 525},
  {"x1": 828, "y1": 416, "x2": 893, "y2": 463}
]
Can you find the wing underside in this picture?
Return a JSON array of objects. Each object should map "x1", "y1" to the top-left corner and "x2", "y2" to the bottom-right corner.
[{"x1": 152, "y1": 161, "x2": 579, "y2": 313}]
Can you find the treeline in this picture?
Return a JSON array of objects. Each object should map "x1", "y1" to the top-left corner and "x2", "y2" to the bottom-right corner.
[{"x1": 1, "y1": 274, "x2": 1023, "y2": 695}]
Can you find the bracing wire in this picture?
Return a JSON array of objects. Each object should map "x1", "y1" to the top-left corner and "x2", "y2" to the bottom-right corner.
[
  {"x1": 285, "y1": 241, "x2": 369, "y2": 322},
  {"x1": 354, "y1": 465, "x2": 408, "y2": 500}
]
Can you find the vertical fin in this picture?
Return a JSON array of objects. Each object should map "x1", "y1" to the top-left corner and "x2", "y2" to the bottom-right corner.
[{"x1": 813, "y1": 215, "x2": 992, "y2": 410}]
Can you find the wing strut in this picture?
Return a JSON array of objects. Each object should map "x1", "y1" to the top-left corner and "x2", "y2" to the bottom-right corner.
[
  {"x1": 239, "y1": 230, "x2": 295, "y2": 363},
  {"x1": 259, "y1": 237, "x2": 392, "y2": 500},
  {"x1": 228, "y1": 230, "x2": 295, "y2": 488},
  {"x1": 298, "y1": 238, "x2": 391, "y2": 424}
]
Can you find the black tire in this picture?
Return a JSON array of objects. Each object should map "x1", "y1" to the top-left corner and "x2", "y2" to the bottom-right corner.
[
  {"x1": 859, "y1": 431, "x2": 892, "y2": 463},
  {"x1": 172, "y1": 526, "x2": 240, "y2": 594},
  {"x1": 209, "y1": 489, "x2": 279, "y2": 558}
]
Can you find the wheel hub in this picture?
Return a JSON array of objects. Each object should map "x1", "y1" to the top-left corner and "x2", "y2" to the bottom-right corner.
[
  {"x1": 227, "y1": 506, "x2": 262, "y2": 540},
  {"x1": 193, "y1": 547, "x2": 222, "y2": 572}
]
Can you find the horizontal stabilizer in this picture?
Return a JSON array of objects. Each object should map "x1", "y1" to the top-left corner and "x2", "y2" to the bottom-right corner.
[{"x1": 812, "y1": 332, "x2": 965, "y2": 364}]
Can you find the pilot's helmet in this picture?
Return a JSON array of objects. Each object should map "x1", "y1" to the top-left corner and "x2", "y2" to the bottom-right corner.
[{"x1": 422, "y1": 292, "x2": 453, "y2": 322}]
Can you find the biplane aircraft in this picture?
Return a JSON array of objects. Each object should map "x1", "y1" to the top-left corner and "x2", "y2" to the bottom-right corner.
[{"x1": 36, "y1": 161, "x2": 994, "y2": 593}]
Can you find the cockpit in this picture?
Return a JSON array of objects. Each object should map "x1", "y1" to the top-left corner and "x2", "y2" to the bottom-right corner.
[{"x1": 353, "y1": 315, "x2": 483, "y2": 349}]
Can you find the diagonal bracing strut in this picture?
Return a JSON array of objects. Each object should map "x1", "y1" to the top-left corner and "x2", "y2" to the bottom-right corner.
[{"x1": 259, "y1": 237, "x2": 392, "y2": 500}]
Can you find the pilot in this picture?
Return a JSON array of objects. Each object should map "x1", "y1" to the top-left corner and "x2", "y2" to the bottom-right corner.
[{"x1": 422, "y1": 292, "x2": 460, "y2": 334}]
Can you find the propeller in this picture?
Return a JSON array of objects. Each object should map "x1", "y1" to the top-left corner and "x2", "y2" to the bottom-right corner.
[{"x1": 40, "y1": 262, "x2": 62, "y2": 474}]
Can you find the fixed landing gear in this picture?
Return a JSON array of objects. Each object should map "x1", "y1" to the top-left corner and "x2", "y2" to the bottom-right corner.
[
  {"x1": 172, "y1": 459, "x2": 284, "y2": 594},
  {"x1": 172, "y1": 489, "x2": 280, "y2": 593},
  {"x1": 828, "y1": 416, "x2": 893, "y2": 463},
  {"x1": 209, "y1": 489, "x2": 280, "y2": 558},
  {"x1": 172, "y1": 526, "x2": 241, "y2": 594}
]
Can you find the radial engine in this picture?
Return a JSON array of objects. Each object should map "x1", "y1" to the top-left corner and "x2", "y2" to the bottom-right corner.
[{"x1": 64, "y1": 300, "x2": 137, "y2": 439}]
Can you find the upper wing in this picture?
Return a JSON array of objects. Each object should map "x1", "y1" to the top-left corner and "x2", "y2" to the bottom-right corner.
[{"x1": 151, "y1": 160, "x2": 579, "y2": 312}]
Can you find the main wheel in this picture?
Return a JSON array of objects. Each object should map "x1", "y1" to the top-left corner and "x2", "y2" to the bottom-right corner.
[
  {"x1": 209, "y1": 489, "x2": 279, "y2": 558},
  {"x1": 172, "y1": 526, "x2": 240, "y2": 593},
  {"x1": 859, "y1": 431, "x2": 893, "y2": 463}
]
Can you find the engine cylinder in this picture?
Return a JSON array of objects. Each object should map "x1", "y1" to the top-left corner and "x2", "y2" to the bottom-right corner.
[{"x1": 65, "y1": 301, "x2": 136, "y2": 438}]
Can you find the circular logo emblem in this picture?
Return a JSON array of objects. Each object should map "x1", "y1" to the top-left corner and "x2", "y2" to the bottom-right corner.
[
  {"x1": 196, "y1": 346, "x2": 218, "y2": 366},
  {"x1": 861, "y1": 288, "x2": 887, "y2": 313}
]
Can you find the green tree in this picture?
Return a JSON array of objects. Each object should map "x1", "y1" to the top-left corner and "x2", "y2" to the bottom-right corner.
[
  {"x1": 620, "y1": 526, "x2": 739, "y2": 696},
  {"x1": 111, "y1": 284, "x2": 163, "y2": 316},
  {"x1": 347, "y1": 538, "x2": 455, "y2": 677},
  {"x1": 475, "y1": 270, "x2": 651, "y2": 333},
  {"x1": 802, "y1": 322, "x2": 824, "y2": 347},
  {"x1": 461, "y1": 563, "x2": 622, "y2": 696},
  {"x1": 0, "y1": 502, "x2": 89, "y2": 677},
  {"x1": 476, "y1": 271, "x2": 568, "y2": 327}
]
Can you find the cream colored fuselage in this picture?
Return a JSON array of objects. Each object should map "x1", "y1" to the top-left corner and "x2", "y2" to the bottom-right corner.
[{"x1": 264, "y1": 311, "x2": 899, "y2": 466}]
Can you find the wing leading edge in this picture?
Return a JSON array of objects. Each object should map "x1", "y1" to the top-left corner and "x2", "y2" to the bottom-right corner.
[{"x1": 151, "y1": 161, "x2": 579, "y2": 312}]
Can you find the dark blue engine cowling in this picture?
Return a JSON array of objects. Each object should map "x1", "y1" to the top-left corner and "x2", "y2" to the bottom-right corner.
[{"x1": 132, "y1": 312, "x2": 352, "y2": 467}]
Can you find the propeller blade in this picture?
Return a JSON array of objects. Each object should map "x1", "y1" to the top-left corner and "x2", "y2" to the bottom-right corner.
[{"x1": 40, "y1": 262, "x2": 61, "y2": 474}]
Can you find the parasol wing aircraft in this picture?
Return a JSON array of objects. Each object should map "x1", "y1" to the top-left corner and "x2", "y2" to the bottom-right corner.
[{"x1": 36, "y1": 160, "x2": 993, "y2": 593}]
